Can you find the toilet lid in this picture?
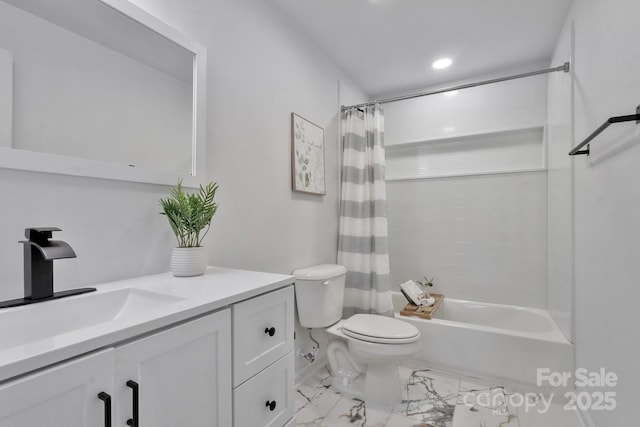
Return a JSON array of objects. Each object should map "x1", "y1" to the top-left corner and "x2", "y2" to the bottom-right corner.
[{"x1": 342, "y1": 314, "x2": 420, "y2": 344}]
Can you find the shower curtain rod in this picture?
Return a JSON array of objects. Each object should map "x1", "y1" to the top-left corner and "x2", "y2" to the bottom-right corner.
[{"x1": 341, "y1": 62, "x2": 570, "y2": 111}]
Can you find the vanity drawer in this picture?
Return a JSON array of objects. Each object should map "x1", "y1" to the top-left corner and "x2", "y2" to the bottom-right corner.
[
  {"x1": 233, "y1": 352, "x2": 294, "y2": 427},
  {"x1": 232, "y1": 286, "x2": 294, "y2": 385}
]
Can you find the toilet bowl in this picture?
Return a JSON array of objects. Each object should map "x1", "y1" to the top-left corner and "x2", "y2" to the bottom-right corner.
[
  {"x1": 326, "y1": 314, "x2": 420, "y2": 406},
  {"x1": 293, "y1": 264, "x2": 421, "y2": 407}
]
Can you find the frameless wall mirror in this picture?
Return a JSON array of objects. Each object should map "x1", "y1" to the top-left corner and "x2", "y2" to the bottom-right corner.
[{"x1": 0, "y1": 0, "x2": 206, "y2": 186}]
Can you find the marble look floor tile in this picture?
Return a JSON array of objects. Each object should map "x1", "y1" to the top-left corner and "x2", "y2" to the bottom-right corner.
[
  {"x1": 393, "y1": 369, "x2": 460, "y2": 427},
  {"x1": 386, "y1": 412, "x2": 451, "y2": 427},
  {"x1": 451, "y1": 405, "x2": 519, "y2": 427},
  {"x1": 453, "y1": 380, "x2": 519, "y2": 427},
  {"x1": 302, "y1": 366, "x2": 335, "y2": 390},
  {"x1": 324, "y1": 396, "x2": 390, "y2": 427},
  {"x1": 517, "y1": 399, "x2": 581, "y2": 427},
  {"x1": 296, "y1": 365, "x2": 580, "y2": 427},
  {"x1": 296, "y1": 381, "x2": 342, "y2": 426},
  {"x1": 296, "y1": 416, "x2": 330, "y2": 427}
]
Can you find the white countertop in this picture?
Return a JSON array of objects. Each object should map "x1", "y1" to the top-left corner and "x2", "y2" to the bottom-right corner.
[{"x1": 0, "y1": 266, "x2": 294, "y2": 383}]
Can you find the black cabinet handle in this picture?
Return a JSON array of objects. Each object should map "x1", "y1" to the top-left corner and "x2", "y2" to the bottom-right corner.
[
  {"x1": 265, "y1": 400, "x2": 277, "y2": 411},
  {"x1": 264, "y1": 327, "x2": 276, "y2": 337},
  {"x1": 97, "y1": 392, "x2": 112, "y2": 427},
  {"x1": 126, "y1": 380, "x2": 139, "y2": 427}
]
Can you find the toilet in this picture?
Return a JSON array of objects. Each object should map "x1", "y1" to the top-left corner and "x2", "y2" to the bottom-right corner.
[{"x1": 293, "y1": 264, "x2": 420, "y2": 407}]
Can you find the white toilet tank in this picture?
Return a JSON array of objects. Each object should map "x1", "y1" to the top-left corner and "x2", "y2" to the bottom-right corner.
[{"x1": 293, "y1": 264, "x2": 347, "y2": 328}]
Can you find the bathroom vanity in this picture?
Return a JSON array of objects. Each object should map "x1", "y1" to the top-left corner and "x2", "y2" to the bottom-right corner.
[{"x1": 0, "y1": 267, "x2": 295, "y2": 427}]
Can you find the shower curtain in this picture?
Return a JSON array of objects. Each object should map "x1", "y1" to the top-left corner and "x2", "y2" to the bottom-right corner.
[{"x1": 338, "y1": 104, "x2": 393, "y2": 317}]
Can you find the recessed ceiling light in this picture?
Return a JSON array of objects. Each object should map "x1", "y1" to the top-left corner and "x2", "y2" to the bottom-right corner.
[
  {"x1": 432, "y1": 58, "x2": 452, "y2": 70},
  {"x1": 444, "y1": 90, "x2": 458, "y2": 97}
]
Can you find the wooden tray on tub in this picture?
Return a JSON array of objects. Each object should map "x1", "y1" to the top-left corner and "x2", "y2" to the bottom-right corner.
[{"x1": 399, "y1": 293, "x2": 443, "y2": 320}]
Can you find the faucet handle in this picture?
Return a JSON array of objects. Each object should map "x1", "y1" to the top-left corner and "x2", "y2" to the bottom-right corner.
[
  {"x1": 20, "y1": 227, "x2": 76, "y2": 260},
  {"x1": 25, "y1": 227, "x2": 63, "y2": 242}
]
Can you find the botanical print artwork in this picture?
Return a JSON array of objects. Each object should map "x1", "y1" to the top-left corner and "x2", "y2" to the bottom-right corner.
[{"x1": 292, "y1": 113, "x2": 325, "y2": 195}]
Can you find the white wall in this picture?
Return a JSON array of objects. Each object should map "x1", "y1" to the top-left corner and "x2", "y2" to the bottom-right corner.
[
  {"x1": 126, "y1": 0, "x2": 365, "y2": 274},
  {"x1": 556, "y1": 0, "x2": 640, "y2": 424},
  {"x1": 386, "y1": 127, "x2": 545, "y2": 180},
  {"x1": 385, "y1": 66, "x2": 549, "y2": 144},
  {"x1": 0, "y1": 47, "x2": 10, "y2": 148},
  {"x1": 388, "y1": 171, "x2": 548, "y2": 307},
  {"x1": 0, "y1": 170, "x2": 175, "y2": 301},
  {"x1": 546, "y1": 20, "x2": 574, "y2": 342},
  {"x1": 385, "y1": 68, "x2": 549, "y2": 307},
  {"x1": 0, "y1": 0, "x2": 366, "y2": 376}
]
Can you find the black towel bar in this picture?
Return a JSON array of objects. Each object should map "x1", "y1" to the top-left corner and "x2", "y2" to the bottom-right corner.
[{"x1": 569, "y1": 105, "x2": 640, "y2": 156}]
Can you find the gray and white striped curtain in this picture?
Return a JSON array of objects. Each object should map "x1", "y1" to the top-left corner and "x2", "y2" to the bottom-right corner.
[{"x1": 338, "y1": 104, "x2": 393, "y2": 317}]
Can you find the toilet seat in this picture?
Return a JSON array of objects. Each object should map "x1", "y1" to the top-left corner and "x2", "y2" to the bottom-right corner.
[{"x1": 342, "y1": 314, "x2": 419, "y2": 344}]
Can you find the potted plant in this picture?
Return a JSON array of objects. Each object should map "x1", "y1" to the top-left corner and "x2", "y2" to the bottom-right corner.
[
  {"x1": 415, "y1": 276, "x2": 437, "y2": 305},
  {"x1": 416, "y1": 276, "x2": 434, "y2": 296},
  {"x1": 160, "y1": 180, "x2": 219, "y2": 277}
]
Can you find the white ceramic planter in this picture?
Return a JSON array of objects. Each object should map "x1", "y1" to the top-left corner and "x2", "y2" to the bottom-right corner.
[{"x1": 171, "y1": 247, "x2": 207, "y2": 277}]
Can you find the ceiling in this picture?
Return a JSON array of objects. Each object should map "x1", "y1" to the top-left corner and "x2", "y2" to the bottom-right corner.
[{"x1": 271, "y1": 0, "x2": 574, "y2": 98}]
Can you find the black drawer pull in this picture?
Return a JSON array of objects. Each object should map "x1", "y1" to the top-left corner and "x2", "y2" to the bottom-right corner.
[
  {"x1": 264, "y1": 327, "x2": 276, "y2": 337},
  {"x1": 97, "y1": 392, "x2": 112, "y2": 427},
  {"x1": 126, "y1": 380, "x2": 139, "y2": 427},
  {"x1": 265, "y1": 400, "x2": 277, "y2": 411}
]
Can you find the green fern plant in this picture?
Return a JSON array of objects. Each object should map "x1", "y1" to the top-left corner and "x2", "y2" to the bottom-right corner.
[
  {"x1": 159, "y1": 180, "x2": 219, "y2": 247},
  {"x1": 416, "y1": 276, "x2": 434, "y2": 289},
  {"x1": 416, "y1": 276, "x2": 434, "y2": 297}
]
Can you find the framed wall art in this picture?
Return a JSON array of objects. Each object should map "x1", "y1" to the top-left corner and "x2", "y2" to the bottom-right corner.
[{"x1": 291, "y1": 112, "x2": 325, "y2": 195}]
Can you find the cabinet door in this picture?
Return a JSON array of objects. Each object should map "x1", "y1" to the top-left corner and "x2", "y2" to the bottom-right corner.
[
  {"x1": 233, "y1": 286, "x2": 294, "y2": 385},
  {"x1": 114, "y1": 309, "x2": 232, "y2": 427},
  {"x1": 0, "y1": 349, "x2": 114, "y2": 427},
  {"x1": 233, "y1": 352, "x2": 295, "y2": 427}
]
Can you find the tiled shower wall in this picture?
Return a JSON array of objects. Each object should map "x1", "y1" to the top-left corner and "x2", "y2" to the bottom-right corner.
[
  {"x1": 546, "y1": 18, "x2": 574, "y2": 342},
  {"x1": 387, "y1": 171, "x2": 548, "y2": 308},
  {"x1": 385, "y1": 66, "x2": 549, "y2": 308}
]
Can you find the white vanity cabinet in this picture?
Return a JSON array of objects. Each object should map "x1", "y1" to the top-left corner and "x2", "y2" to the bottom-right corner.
[
  {"x1": 114, "y1": 309, "x2": 232, "y2": 427},
  {"x1": 0, "y1": 269, "x2": 296, "y2": 427},
  {"x1": 232, "y1": 286, "x2": 295, "y2": 427},
  {"x1": 0, "y1": 349, "x2": 114, "y2": 427},
  {"x1": 0, "y1": 309, "x2": 231, "y2": 427}
]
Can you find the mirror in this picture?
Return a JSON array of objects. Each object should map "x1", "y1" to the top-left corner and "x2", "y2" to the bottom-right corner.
[{"x1": 0, "y1": 0, "x2": 206, "y2": 186}]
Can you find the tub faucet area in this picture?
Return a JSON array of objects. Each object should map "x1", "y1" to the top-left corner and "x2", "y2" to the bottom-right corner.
[{"x1": 0, "y1": 228, "x2": 95, "y2": 309}]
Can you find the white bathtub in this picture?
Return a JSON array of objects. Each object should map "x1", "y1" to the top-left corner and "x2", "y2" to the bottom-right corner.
[{"x1": 392, "y1": 293, "x2": 574, "y2": 387}]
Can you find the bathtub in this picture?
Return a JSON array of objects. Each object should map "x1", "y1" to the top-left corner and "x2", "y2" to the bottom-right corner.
[{"x1": 392, "y1": 293, "x2": 573, "y2": 387}]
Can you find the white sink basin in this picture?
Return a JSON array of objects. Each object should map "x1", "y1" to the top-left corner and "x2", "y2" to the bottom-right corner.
[{"x1": 0, "y1": 288, "x2": 185, "y2": 348}]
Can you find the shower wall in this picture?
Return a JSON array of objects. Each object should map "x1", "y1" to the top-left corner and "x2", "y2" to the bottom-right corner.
[
  {"x1": 387, "y1": 172, "x2": 547, "y2": 307},
  {"x1": 546, "y1": 21, "x2": 574, "y2": 341},
  {"x1": 385, "y1": 66, "x2": 549, "y2": 308}
]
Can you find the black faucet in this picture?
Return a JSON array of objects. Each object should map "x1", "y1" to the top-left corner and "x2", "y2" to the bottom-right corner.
[
  {"x1": 0, "y1": 228, "x2": 95, "y2": 309},
  {"x1": 21, "y1": 227, "x2": 77, "y2": 300}
]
